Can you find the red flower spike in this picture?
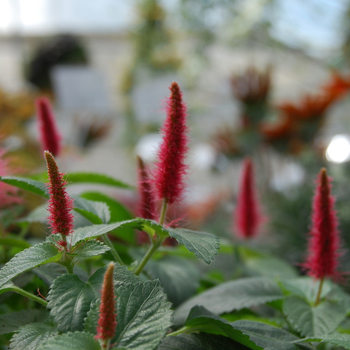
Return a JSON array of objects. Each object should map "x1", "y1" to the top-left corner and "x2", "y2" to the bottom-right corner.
[
  {"x1": 44, "y1": 151, "x2": 74, "y2": 237},
  {"x1": 304, "y1": 168, "x2": 341, "y2": 280},
  {"x1": 153, "y1": 82, "x2": 189, "y2": 204},
  {"x1": 96, "y1": 262, "x2": 117, "y2": 343},
  {"x1": 36, "y1": 97, "x2": 62, "y2": 157},
  {"x1": 234, "y1": 158, "x2": 264, "y2": 239}
]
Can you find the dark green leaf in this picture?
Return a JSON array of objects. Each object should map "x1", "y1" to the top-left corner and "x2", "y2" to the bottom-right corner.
[
  {"x1": 10, "y1": 322, "x2": 57, "y2": 350},
  {"x1": 231, "y1": 320, "x2": 309, "y2": 350},
  {"x1": 114, "y1": 280, "x2": 172, "y2": 350},
  {"x1": 0, "y1": 244, "x2": 62, "y2": 288},
  {"x1": 47, "y1": 264, "x2": 138, "y2": 332},
  {"x1": 83, "y1": 299, "x2": 99, "y2": 334},
  {"x1": 144, "y1": 256, "x2": 200, "y2": 307},
  {"x1": 73, "y1": 196, "x2": 110, "y2": 225},
  {"x1": 0, "y1": 236, "x2": 31, "y2": 249},
  {"x1": 167, "y1": 228, "x2": 220, "y2": 264},
  {"x1": 70, "y1": 240, "x2": 110, "y2": 259},
  {"x1": 174, "y1": 277, "x2": 284, "y2": 325},
  {"x1": 32, "y1": 264, "x2": 65, "y2": 286},
  {"x1": 64, "y1": 172, "x2": 134, "y2": 189},
  {"x1": 159, "y1": 333, "x2": 248, "y2": 350},
  {"x1": 37, "y1": 332, "x2": 100, "y2": 350},
  {"x1": 283, "y1": 296, "x2": 347, "y2": 337},
  {"x1": 0, "y1": 176, "x2": 48, "y2": 197},
  {"x1": 80, "y1": 192, "x2": 135, "y2": 244},
  {"x1": 0, "y1": 310, "x2": 48, "y2": 335},
  {"x1": 300, "y1": 333, "x2": 350, "y2": 349}
]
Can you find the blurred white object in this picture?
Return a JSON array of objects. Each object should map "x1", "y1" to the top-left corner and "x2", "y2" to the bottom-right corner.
[
  {"x1": 190, "y1": 143, "x2": 217, "y2": 170},
  {"x1": 135, "y1": 133, "x2": 162, "y2": 162},
  {"x1": 325, "y1": 134, "x2": 350, "y2": 163},
  {"x1": 271, "y1": 162, "x2": 305, "y2": 191}
]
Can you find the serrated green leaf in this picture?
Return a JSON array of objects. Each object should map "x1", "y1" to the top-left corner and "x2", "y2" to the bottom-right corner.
[
  {"x1": 0, "y1": 244, "x2": 62, "y2": 288},
  {"x1": 176, "y1": 306, "x2": 258, "y2": 349},
  {"x1": 299, "y1": 333, "x2": 350, "y2": 349},
  {"x1": 283, "y1": 296, "x2": 347, "y2": 337},
  {"x1": 73, "y1": 196, "x2": 110, "y2": 225},
  {"x1": 0, "y1": 176, "x2": 49, "y2": 197},
  {"x1": 0, "y1": 310, "x2": 49, "y2": 335},
  {"x1": 47, "y1": 264, "x2": 138, "y2": 332},
  {"x1": 70, "y1": 240, "x2": 110, "y2": 259},
  {"x1": 114, "y1": 280, "x2": 172, "y2": 350},
  {"x1": 37, "y1": 332, "x2": 100, "y2": 350},
  {"x1": 10, "y1": 322, "x2": 58, "y2": 350},
  {"x1": 80, "y1": 192, "x2": 135, "y2": 244},
  {"x1": 64, "y1": 172, "x2": 134, "y2": 189},
  {"x1": 167, "y1": 228, "x2": 220, "y2": 264},
  {"x1": 174, "y1": 277, "x2": 284, "y2": 325},
  {"x1": 84, "y1": 299, "x2": 100, "y2": 334},
  {"x1": 231, "y1": 320, "x2": 309, "y2": 350},
  {"x1": 280, "y1": 277, "x2": 333, "y2": 303},
  {"x1": 159, "y1": 333, "x2": 247, "y2": 350},
  {"x1": 143, "y1": 255, "x2": 200, "y2": 307},
  {"x1": 32, "y1": 264, "x2": 65, "y2": 286}
]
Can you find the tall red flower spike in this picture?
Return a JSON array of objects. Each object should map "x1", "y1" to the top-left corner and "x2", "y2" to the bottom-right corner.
[
  {"x1": 234, "y1": 158, "x2": 264, "y2": 239},
  {"x1": 137, "y1": 156, "x2": 156, "y2": 244},
  {"x1": 96, "y1": 262, "x2": 117, "y2": 345},
  {"x1": 304, "y1": 168, "x2": 340, "y2": 280},
  {"x1": 44, "y1": 151, "x2": 74, "y2": 237},
  {"x1": 153, "y1": 82, "x2": 188, "y2": 204},
  {"x1": 36, "y1": 97, "x2": 62, "y2": 157}
]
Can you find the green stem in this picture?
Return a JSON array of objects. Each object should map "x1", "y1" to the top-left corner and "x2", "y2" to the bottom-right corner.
[
  {"x1": 11, "y1": 286, "x2": 48, "y2": 307},
  {"x1": 314, "y1": 278, "x2": 324, "y2": 306},
  {"x1": 134, "y1": 198, "x2": 168, "y2": 276},
  {"x1": 102, "y1": 234, "x2": 124, "y2": 265},
  {"x1": 167, "y1": 326, "x2": 190, "y2": 337},
  {"x1": 99, "y1": 338, "x2": 111, "y2": 350}
]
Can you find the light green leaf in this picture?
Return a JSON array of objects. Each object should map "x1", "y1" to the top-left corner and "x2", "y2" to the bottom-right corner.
[
  {"x1": 10, "y1": 322, "x2": 58, "y2": 350},
  {"x1": 80, "y1": 192, "x2": 135, "y2": 244},
  {"x1": 174, "y1": 277, "x2": 284, "y2": 325},
  {"x1": 70, "y1": 240, "x2": 110, "y2": 259},
  {"x1": 159, "y1": 333, "x2": 247, "y2": 350},
  {"x1": 17, "y1": 205, "x2": 48, "y2": 224},
  {"x1": 0, "y1": 236, "x2": 31, "y2": 249},
  {"x1": 0, "y1": 309, "x2": 49, "y2": 335},
  {"x1": 143, "y1": 255, "x2": 200, "y2": 307},
  {"x1": 47, "y1": 264, "x2": 138, "y2": 332},
  {"x1": 299, "y1": 333, "x2": 350, "y2": 349},
  {"x1": 231, "y1": 320, "x2": 309, "y2": 350},
  {"x1": 73, "y1": 197, "x2": 110, "y2": 225},
  {"x1": 167, "y1": 228, "x2": 220, "y2": 264},
  {"x1": 64, "y1": 172, "x2": 134, "y2": 189},
  {"x1": 114, "y1": 280, "x2": 172, "y2": 350},
  {"x1": 0, "y1": 176, "x2": 49, "y2": 197},
  {"x1": 37, "y1": 332, "x2": 100, "y2": 350},
  {"x1": 283, "y1": 296, "x2": 347, "y2": 337},
  {"x1": 0, "y1": 244, "x2": 62, "y2": 288}
]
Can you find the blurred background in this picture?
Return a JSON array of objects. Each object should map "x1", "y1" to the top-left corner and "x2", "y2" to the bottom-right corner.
[{"x1": 1, "y1": 0, "x2": 350, "y2": 271}]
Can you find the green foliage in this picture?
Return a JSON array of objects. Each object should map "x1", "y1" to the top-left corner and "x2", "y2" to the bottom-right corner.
[
  {"x1": 69, "y1": 241, "x2": 110, "y2": 259},
  {"x1": 174, "y1": 277, "x2": 285, "y2": 324},
  {"x1": 0, "y1": 176, "x2": 49, "y2": 197},
  {"x1": 72, "y1": 197, "x2": 111, "y2": 225}
]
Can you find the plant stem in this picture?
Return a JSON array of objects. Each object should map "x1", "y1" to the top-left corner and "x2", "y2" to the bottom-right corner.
[
  {"x1": 102, "y1": 234, "x2": 124, "y2": 265},
  {"x1": 314, "y1": 278, "x2": 324, "y2": 306},
  {"x1": 12, "y1": 286, "x2": 48, "y2": 307},
  {"x1": 167, "y1": 326, "x2": 190, "y2": 337},
  {"x1": 99, "y1": 338, "x2": 111, "y2": 350},
  {"x1": 134, "y1": 198, "x2": 168, "y2": 276}
]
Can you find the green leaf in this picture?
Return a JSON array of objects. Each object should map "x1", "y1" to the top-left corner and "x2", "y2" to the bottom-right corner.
[
  {"x1": 47, "y1": 264, "x2": 138, "y2": 332},
  {"x1": 10, "y1": 322, "x2": 58, "y2": 350},
  {"x1": 300, "y1": 333, "x2": 350, "y2": 349},
  {"x1": 80, "y1": 192, "x2": 135, "y2": 244},
  {"x1": 0, "y1": 236, "x2": 31, "y2": 249},
  {"x1": 83, "y1": 299, "x2": 100, "y2": 334},
  {"x1": 177, "y1": 306, "x2": 258, "y2": 349},
  {"x1": 37, "y1": 332, "x2": 100, "y2": 350},
  {"x1": 69, "y1": 240, "x2": 110, "y2": 259},
  {"x1": 174, "y1": 277, "x2": 284, "y2": 325},
  {"x1": 159, "y1": 333, "x2": 248, "y2": 350},
  {"x1": 17, "y1": 205, "x2": 48, "y2": 224},
  {"x1": 32, "y1": 264, "x2": 65, "y2": 286},
  {"x1": 283, "y1": 296, "x2": 347, "y2": 337},
  {"x1": 0, "y1": 244, "x2": 62, "y2": 288},
  {"x1": 73, "y1": 196, "x2": 110, "y2": 225},
  {"x1": 114, "y1": 280, "x2": 172, "y2": 350},
  {"x1": 0, "y1": 310, "x2": 48, "y2": 335},
  {"x1": 167, "y1": 228, "x2": 220, "y2": 264},
  {"x1": 280, "y1": 277, "x2": 333, "y2": 303},
  {"x1": 143, "y1": 255, "x2": 200, "y2": 307},
  {"x1": 64, "y1": 172, "x2": 134, "y2": 189},
  {"x1": 231, "y1": 320, "x2": 309, "y2": 350},
  {"x1": 0, "y1": 176, "x2": 48, "y2": 197}
]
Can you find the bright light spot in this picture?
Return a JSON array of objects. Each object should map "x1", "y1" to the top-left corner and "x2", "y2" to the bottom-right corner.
[
  {"x1": 326, "y1": 135, "x2": 350, "y2": 163},
  {"x1": 135, "y1": 133, "x2": 162, "y2": 162}
]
